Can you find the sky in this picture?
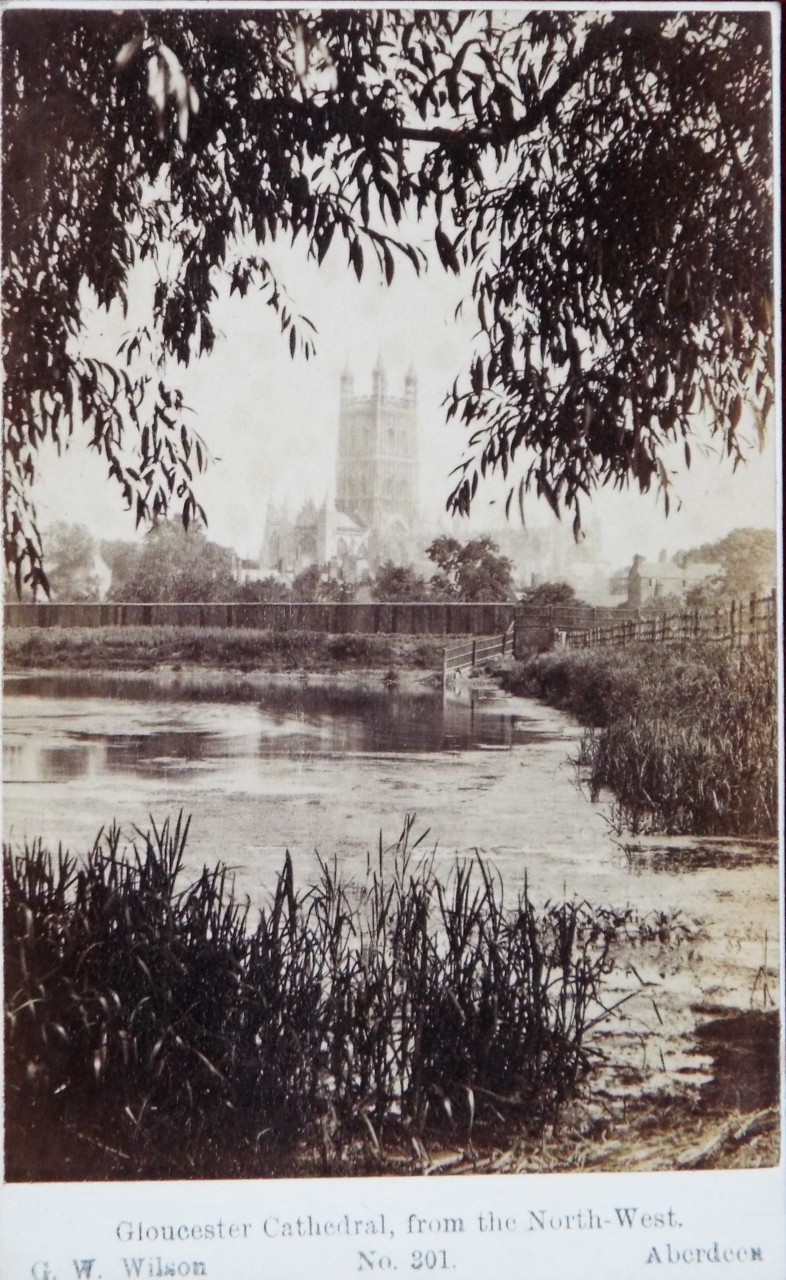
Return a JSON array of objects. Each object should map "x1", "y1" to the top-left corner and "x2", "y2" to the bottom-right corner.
[{"x1": 31, "y1": 227, "x2": 780, "y2": 570}]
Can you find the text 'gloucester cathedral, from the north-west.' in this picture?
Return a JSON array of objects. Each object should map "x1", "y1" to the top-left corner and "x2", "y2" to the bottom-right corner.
[{"x1": 262, "y1": 359, "x2": 420, "y2": 581}]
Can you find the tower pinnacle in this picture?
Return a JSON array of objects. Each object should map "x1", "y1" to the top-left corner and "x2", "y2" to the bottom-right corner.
[
  {"x1": 372, "y1": 352, "x2": 387, "y2": 397},
  {"x1": 340, "y1": 362, "x2": 354, "y2": 403}
]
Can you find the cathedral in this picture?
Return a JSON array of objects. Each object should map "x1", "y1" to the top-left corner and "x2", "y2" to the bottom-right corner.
[{"x1": 262, "y1": 360, "x2": 420, "y2": 579}]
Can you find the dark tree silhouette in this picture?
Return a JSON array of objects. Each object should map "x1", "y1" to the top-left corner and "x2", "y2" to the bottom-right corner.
[
  {"x1": 2, "y1": 8, "x2": 774, "y2": 594},
  {"x1": 371, "y1": 561, "x2": 429, "y2": 602},
  {"x1": 290, "y1": 564, "x2": 354, "y2": 602},
  {"x1": 427, "y1": 535, "x2": 514, "y2": 602},
  {"x1": 520, "y1": 582, "x2": 579, "y2": 608}
]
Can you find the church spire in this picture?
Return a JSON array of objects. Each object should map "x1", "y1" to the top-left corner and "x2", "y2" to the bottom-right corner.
[
  {"x1": 340, "y1": 361, "x2": 353, "y2": 403},
  {"x1": 372, "y1": 353, "x2": 387, "y2": 398}
]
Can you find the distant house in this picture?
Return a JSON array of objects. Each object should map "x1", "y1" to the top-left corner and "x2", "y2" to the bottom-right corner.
[
  {"x1": 618, "y1": 551, "x2": 721, "y2": 609},
  {"x1": 233, "y1": 556, "x2": 267, "y2": 586}
]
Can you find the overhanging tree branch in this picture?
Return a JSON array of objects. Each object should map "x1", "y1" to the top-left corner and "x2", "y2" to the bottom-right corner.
[{"x1": 1, "y1": 7, "x2": 774, "y2": 593}]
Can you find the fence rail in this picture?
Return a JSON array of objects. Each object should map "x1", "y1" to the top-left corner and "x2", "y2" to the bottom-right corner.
[
  {"x1": 563, "y1": 592, "x2": 777, "y2": 651},
  {"x1": 3, "y1": 600, "x2": 517, "y2": 637},
  {"x1": 513, "y1": 604, "x2": 644, "y2": 657},
  {"x1": 444, "y1": 622, "x2": 515, "y2": 682},
  {"x1": 7, "y1": 594, "x2": 776, "y2": 652}
]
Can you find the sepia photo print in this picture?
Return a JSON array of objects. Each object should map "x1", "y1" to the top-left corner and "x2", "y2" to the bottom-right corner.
[{"x1": 2, "y1": 2, "x2": 783, "y2": 1275}]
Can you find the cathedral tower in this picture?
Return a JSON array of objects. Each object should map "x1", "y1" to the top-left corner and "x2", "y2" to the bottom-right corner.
[{"x1": 335, "y1": 362, "x2": 419, "y2": 550}]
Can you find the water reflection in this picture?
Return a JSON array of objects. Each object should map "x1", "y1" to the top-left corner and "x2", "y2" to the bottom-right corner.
[
  {"x1": 3, "y1": 674, "x2": 557, "y2": 787},
  {"x1": 39, "y1": 745, "x2": 94, "y2": 781}
]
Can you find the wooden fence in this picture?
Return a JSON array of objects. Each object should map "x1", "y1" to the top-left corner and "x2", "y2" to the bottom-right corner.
[
  {"x1": 513, "y1": 604, "x2": 643, "y2": 657},
  {"x1": 3, "y1": 599, "x2": 517, "y2": 637},
  {"x1": 564, "y1": 592, "x2": 777, "y2": 650},
  {"x1": 7, "y1": 594, "x2": 776, "y2": 651},
  {"x1": 443, "y1": 622, "x2": 515, "y2": 683}
]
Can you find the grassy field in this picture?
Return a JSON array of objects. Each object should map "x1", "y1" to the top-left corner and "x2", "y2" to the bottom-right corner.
[
  {"x1": 3, "y1": 625, "x2": 444, "y2": 673},
  {"x1": 494, "y1": 642, "x2": 779, "y2": 837}
]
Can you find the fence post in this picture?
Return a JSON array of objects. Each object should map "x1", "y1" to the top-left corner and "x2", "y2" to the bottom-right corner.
[
  {"x1": 749, "y1": 591, "x2": 757, "y2": 644},
  {"x1": 471, "y1": 638, "x2": 476, "y2": 666}
]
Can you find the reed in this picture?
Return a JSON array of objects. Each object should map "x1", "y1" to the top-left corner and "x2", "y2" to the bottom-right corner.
[
  {"x1": 5, "y1": 816, "x2": 624, "y2": 1179},
  {"x1": 499, "y1": 643, "x2": 778, "y2": 836}
]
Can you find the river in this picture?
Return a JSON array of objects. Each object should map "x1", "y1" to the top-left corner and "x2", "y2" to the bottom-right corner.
[
  {"x1": 3, "y1": 672, "x2": 618, "y2": 900},
  {"x1": 3, "y1": 671, "x2": 780, "y2": 1110}
]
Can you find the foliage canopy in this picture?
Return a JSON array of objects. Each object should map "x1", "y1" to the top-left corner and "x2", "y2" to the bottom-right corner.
[
  {"x1": 371, "y1": 560, "x2": 429, "y2": 603},
  {"x1": 290, "y1": 563, "x2": 355, "y2": 602},
  {"x1": 40, "y1": 522, "x2": 103, "y2": 602},
  {"x1": 681, "y1": 526, "x2": 777, "y2": 603},
  {"x1": 2, "y1": 7, "x2": 774, "y2": 594},
  {"x1": 520, "y1": 581, "x2": 579, "y2": 609},
  {"x1": 427, "y1": 535, "x2": 515, "y2": 602},
  {"x1": 103, "y1": 520, "x2": 235, "y2": 602}
]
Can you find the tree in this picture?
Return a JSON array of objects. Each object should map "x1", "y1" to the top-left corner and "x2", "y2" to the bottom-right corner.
[
  {"x1": 520, "y1": 582, "x2": 578, "y2": 608},
  {"x1": 103, "y1": 521, "x2": 235, "y2": 602},
  {"x1": 682, "y1": 527, "x2": 777, "y2": 603},
  {"x1": 321, "y1": 577, "x2": 356, "y2": 604},
  {"x1": 3, "y1": 9, "x2": 774, "y2": 593},
  {"x1": 427, "y1": 536, "x2": 514, "y2": 602},
  {"x1": 290, "y1": 565, "x2": 322, "y2": 602},
  {"x1": 370, "y1": 560, "x2": 428, "y2": 602},
  {"x1": 234, "y1": 575, "x2": 290, "y2": 603},
  {"x1": 290, "y1": 564, "x2": 353, "y2": 602},
  {"x1": 38, "y1": 522, "x2": 103, "y2": 602}
]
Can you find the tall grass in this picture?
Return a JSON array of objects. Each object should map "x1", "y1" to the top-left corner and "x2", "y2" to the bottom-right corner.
[
  {"x1": 499, "y1": 642, "x2": 778, "y2": 836},
  {"x1": 5, "y1": 816, "x2": 625, "y2": 1179},
  {"x1": 3, "y1": 625, "x2": 444, "y2": 673}
]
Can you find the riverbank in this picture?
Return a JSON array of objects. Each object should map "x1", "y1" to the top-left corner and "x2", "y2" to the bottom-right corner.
[
  {"x1": 4, "y1": 655, "x2": 780, "y2": 1178},
  {"x1": 493, "y1": 642, "x2": 779, "y2": 837},
  {"x1": 4, "y1": 664, "x2": 441, "y2": 707},
  {"x1": 3, "y1": 625, "x2": 445, "y2": 678},
  {"x1": 4, "y1": 815, "x2": 778, "y2": 1181}
]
